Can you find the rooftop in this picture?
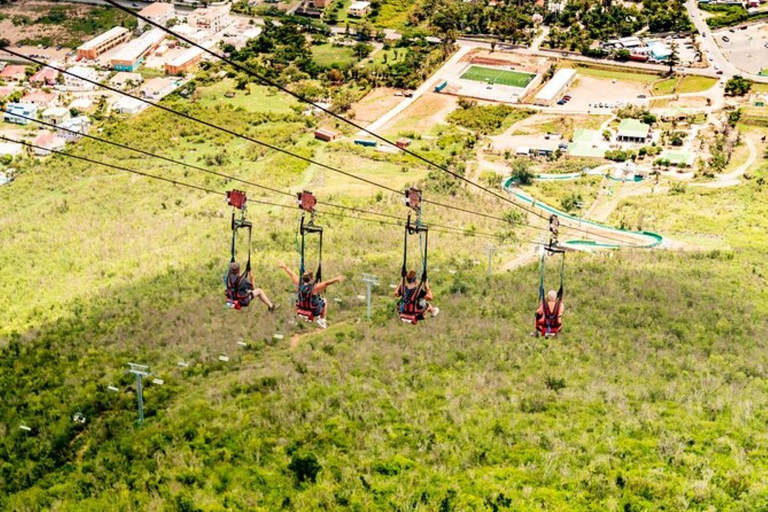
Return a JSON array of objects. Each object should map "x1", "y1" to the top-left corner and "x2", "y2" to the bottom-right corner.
[
  {"x1": 138, "y1": 2, "x2": 175, "y2": 17},
  {"x1": 349, "y1": 1, "x2": 371, "y2": 8},
  {"x1": 78, "y1": 27, "x2": 130, "y2": 51},
  {"x1": 0, "y1": 65, "x2": 27, "y2": 78},
  {"x1": 535, "y1": 68, "x2": 576, "y2": 101},
  {"x1": 168, "y1": 46, "x2": 205, "y2": 67},
  {"x1": 112, "y1": 28, "x2": 166, "y2": 62},
  {"x1": 617, "y1": 118, "x2": 650, "y2": 138},
  {"x1": 572, "y1": 129, "x2": 601, "y2": 143}
]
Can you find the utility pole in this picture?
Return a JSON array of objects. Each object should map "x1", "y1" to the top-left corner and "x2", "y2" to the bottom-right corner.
[
  {"x1": 361, "y1": 273, "x2": 379, "y2": 319},
  {"x1": 487, "y1": 244, "x2": 497, "y2": 276},
  {"x1": 128, "y1": 363, "x2": 150, "y2": 424}
]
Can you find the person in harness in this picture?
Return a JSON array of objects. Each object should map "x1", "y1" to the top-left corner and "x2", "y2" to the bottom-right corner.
[
  {"x1": 279, "y1": 262, "x2": 344, "y2": 329},
  {"x1": 225, "y1": 261, "x2": 277, "y2": 311},
  {"x1": 395, "y1": 269, "x2": 439, "y2": 320},
  {"x1": 535, "y1": 289, "x2": 564, "y2": 337}
]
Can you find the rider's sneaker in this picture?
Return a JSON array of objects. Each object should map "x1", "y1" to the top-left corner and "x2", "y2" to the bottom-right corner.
[
  {"x1": 431, "y1": 307, "x2": 440, "y2": 318},
  {"x1": 316, "y1": 317, "x2": 328, "y2": 329},
  {"x1": 268, "y1": 303, "x2": 280, "y2": 313}
]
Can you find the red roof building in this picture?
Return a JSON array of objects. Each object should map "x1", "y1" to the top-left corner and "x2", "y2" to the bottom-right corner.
[
  {"x1": 0, "y1": 65, "x2": 28, "y2": 82},
  {"x1": 20, "y1": 91, "x2": 58, "y2": 107},
  {"x1": 30, "y1": 68, "x2": 59, "y2": 87}
]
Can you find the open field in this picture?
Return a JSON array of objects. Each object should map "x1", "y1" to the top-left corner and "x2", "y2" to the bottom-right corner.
[
  {"x1": 379, "y1": 92, "x2": 459, "y2": 136},
  {"x1": 351, "y1": 87, "x2": 404, "y2": 124},
  {"x1": 195, "y1": 80, "x2": 299, "y2": 114},
  {"x1": 0, "y1": 1, "x2": 137, "y2": 48},
  {"x1": 567, "y1": 64, "x2": 660, "y2": 85},
  {"x1": 311, "y1": 43, "x2": 358, "y2": 69},
  {"x1": 652, "y1": 76, "x2": 718, "y2": 96},
  {"x1": 460, "y1": 65, "x2": 536, "y2": 88}
]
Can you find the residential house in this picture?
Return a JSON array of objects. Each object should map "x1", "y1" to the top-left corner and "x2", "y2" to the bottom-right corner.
[
  {"x1": 348, "y1": 1, "x2": 371, "y2": 17},
  {"x1": 112, "y1": 96, "x2": 145, "y2": 115},
  {"x1": 29, "y1": 68, "x2": 59, "y2": 87},
  {"x1": 65, "y1": 66, "x2": 99, "y2": 91},
  {"x1": 58, "y1": 116, "x2": 91, "y2": 140},
  {"x1": 140, "y1": 77, "x2": 176, "y2": 100},
  {"x1": 0, "y1": 65, "x2": 28, "y2": 83},
  {"x1": 42, "y1": 106, "x2": 70, "y2": 126},
  {"x1": 20, "y1": 91, "x2": 58, "y2": 108},
  {"x1": 3, "y1": 103, "x2": 37, "y2": 125},
  {"x1": 69, "y1": 98, "x2": 94, "y2": 113},
  {"x1": 109, "y1": 71, "x2": 145, "y2": 90},
  {"x1": 616, "y1": 118, "x2": 651, "y2": 144},
  {"x1": 32, "y1": 132, "x2": 67, "y2": 156}
]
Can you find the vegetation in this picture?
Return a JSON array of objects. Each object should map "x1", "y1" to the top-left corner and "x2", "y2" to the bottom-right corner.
[
  {"x1": 652, "y1": 75, "x2": 717, "y2": 96},
  {"x1": 700, "y1": 3, "x2": 749, "y2": 29},
  {"x1": 725, "y1": 75, "x2": 752, "y2": 97},
  {"x1": 447, "y1": 102, "x2": 535, "y2": 135}
]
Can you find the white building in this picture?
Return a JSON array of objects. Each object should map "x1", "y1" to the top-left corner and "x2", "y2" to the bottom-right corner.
[
  {"x1": 109, "y1": 71, "x2": 145, "y2": 90},
  {"x1": 348, "y1": 1, "x2": 371, "y2": 17},
  {"x1": 69, "y1": 98, "x2": 94, "y2": 113},
  {"x1": 42, "y1": 106, "x2": 70, "y2": 126},
  {"x1": 112, "y1": 96, "x2": 146, "y2": 115},
  {"x1": 534, "y1": 68, "x2": 576, "y2": 106},
  {"x1": 65, "y1": 66, "x2": 99, "y2": 91},
  {"x1": 140, "y1": 77, "x2": 177, "y2": 100},
  {"x1": 187, "y1": 4, "x2": 231, "y2": 32},
  {"x1": 58, "y1": 116, "x2": 91, "y2": 140}
]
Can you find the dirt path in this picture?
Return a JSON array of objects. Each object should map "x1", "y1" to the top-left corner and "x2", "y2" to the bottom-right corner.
[{"x1": 694, "y1": 135, "x2": 757, "y2": 189}]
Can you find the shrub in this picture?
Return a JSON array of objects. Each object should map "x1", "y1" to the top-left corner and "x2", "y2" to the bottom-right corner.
[{"x1": 288, "y1": 452, "x2": 322, "y2": 484}]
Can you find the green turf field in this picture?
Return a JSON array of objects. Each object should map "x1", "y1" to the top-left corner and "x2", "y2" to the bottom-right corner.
[{"x1": 460, "y1": 65, "x2": 536, "y2": 88}]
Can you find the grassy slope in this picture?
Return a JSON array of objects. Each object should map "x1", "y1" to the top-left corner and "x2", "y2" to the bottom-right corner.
[
  {"x1": 652, "y1": 76, "x2": 718, "y2": 96},
  {"x1": 1, "y1": 84, "x2": 768, "y2": 510}
]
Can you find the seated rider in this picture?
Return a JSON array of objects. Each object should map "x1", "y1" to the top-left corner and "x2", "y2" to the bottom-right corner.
[
  {"x1": 225, "y1": 261, "x2": 277, "y2": 311},
  {"x1": 394, "y1": 270, "x2": 439, "y2": 318},
  {"x1": 535, "y1": 289, "x2": 564, "y2": 336},
  {"x1": 278, "y1": 262, "x2": 345, "y2": 329}
]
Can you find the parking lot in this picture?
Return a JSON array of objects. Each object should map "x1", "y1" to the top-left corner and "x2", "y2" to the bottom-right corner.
[{"x1": 713, "y1": 24, "x2": 768, "y2": 74}]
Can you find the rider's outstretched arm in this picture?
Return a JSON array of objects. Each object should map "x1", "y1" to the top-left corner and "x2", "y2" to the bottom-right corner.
[
  {"x1": 278, "y1": 263, "x2": 300, "y2": 286},
  {"x1": 423, "y1": 281, "x2": 433, "y2": 301},
  {"x1": 315, "y1": 275, "x2": 345, "y2": 293}
]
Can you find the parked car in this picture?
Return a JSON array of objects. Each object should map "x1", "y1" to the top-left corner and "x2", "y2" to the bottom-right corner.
[
  {"x1": 557, "y1": 99, "x2": 566, "y2": 105},
  {"x1": 722, "y1": 36, "x2": 729, "y2": 42},
  {"x1": 716, "y1": 70, "x2": 724, "y2": 75},
  {"x1": 564, "y1": 95, "x2": 572, "y2": 100}
]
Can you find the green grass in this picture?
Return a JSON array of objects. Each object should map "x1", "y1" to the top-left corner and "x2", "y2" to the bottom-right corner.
[
  {"x1": 652, "y1": 76, "x2": 717, "y2": 96},
  {"x1": 460, "y1": 65, "x2": 536, "y2": 88},
  {"x1": 196, "y1": 79, "x2": 299, "y2": 114},
  {"x1": 572, "y1": 65, "x2": 660, "y2": 85},
  {"x1": 3, "y1": 82, "x2": 768, "y2": 511},
  {"x1": 311, "y1": 43, "x2": 359, "y2": 69}
]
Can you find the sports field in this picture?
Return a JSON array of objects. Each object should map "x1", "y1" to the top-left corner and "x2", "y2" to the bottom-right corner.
[{"x1": 460, "y1": 65, "x2": 536, "y2": 88}]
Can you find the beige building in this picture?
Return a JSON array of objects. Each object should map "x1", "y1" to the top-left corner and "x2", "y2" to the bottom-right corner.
[
  {"x1": 348, "y1": 1, "x2": 371, "y2": 17},
  {"x1": 187, "y1": 4, "x2": 231, "y2": 32},
  {"x1": 77, "y1": 27, "x2": 131, "y2": 60},
  {"x1": 165, "y1": 47, "x2": 205, "y2": 75},
  {"x1": 137, "y1": 2, "x2": 176, "y2": 30}
]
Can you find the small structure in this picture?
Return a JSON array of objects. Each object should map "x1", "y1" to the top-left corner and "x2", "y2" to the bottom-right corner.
[
  {"x1": 435, "y1": 80, "x2": 448, "y2": 92},
  {"x1": 354, "y1": 138, "x2": 377, "y2": 147},
  {"x1": 69, "y1": 98, "x2": 94, "y2": 113},
  {"x1": 32, "y1": 132, "x2": 67, "y2": 156},
  {"x1": 29, "y1": 68, "x2": 58, "y2": 87},
  {"x1": 109, "y1": 71, "x2": 144, "y2": 90},
  {"x1": 660, "y1": 107, "x2": 691, "y2": 122},
  {"x1": 314, "y1": 128, "x2": 340, "y2": 142},
  {"x1": 395, "y1": 138, "x2": 411, "y2": 149},
  {"x1": 112, "y1": 96, "x2": 145, "y2": 115},
  {"x1": 42, "y1": 106, "x2": 70, "y2": 125},
  {"x1": 64, "y1": 66, "x2": 98, "y2": 91},
  {"x1": 650, "y1": 42, "x2": 673, "y2": 62},
  {"x1": 20, "y1": 91, "x2": 58, "y2": 108},
  {"x1": 3, "y1": 103, "x2": 37, "y2": 125},
  {"x1": 77, "y1": 27, "x2": 131, "y2": 60},
  {"x1": 661, "y1": 149, "x2": 695, "y2": 167},
  {"x1": 0, "y1": 65, "x2": 28, "y2": 83},
  {"x1": 348, "y1": 1, "x2": 372, "y2": 17},
  {"x1": 616, "y1": 118, "x2": 651, "y2": 144},
  {"x1": 58, "y1": 116, "x2": 91, "y2": 140},
  {"x1": 140, "y1": 77, "x2": 177, "y2": 100},
  {"x1": 165, "y1": 46, "x2": 205, "y2": 75},
  {"x1": 534, "y1": 68, "x2": 576, "y2": 106},
  {"x1": 0, "y1": 142, "x2": 23, "y2": 157},
  {"x1": 137, "y1": 2, "x2": 176, "y2": 30},
  {"x1": 617, "y1": 36, "x2": 643, "y2": 49}
]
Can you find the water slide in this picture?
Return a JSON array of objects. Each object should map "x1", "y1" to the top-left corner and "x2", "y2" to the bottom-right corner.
[{"x1": 503, "y1": 177, "x2": 663, "y2": 250}]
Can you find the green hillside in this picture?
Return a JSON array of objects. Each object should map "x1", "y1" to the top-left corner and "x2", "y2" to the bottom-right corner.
[{"x1": 2, "y1": 82, "x2": 768, "y2": 511}]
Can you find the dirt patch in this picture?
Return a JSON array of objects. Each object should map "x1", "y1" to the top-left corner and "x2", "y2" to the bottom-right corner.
[
  {"x1": 459, "y1": 49, "x2": 550, "y2": 75},
  {"x1": 379, "y1": 92, "x2": 459, "y2": 136},
  {"x1": 352, "y1": 87, "x2": 403, "y2": 125},
  {"x1": 0, "y1": 1, "x2": 94, "y2": 45},
  {"x1": 566, "y1": 75, "x2": 647, "y2": 112}
]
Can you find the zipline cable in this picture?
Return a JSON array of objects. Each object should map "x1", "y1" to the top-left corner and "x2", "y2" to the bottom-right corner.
[
  {"x1": 0, "y1": 48, "x2": 644, "y2": 246},
  {"x1": 103, "y1": 0, "x2": 653, "y2": 247}
]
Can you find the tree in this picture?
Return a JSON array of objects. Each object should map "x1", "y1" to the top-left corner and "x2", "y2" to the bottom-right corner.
[
  {"x1": 509, "y1": 158, "x2": 534, "y2": 185},
  {"x1": 353, "y1": 43, "x2": 373, "y2": 59},
  {"x1": 725, "y1": 75, "x2": 751, "y2": 96}
]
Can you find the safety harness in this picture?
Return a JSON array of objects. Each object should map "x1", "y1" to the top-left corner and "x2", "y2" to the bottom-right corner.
[
  {"x1": 536, "y1": 220, "x2": 565, "y2": 337},
  {"x1": 225, "y1": 190, "x2": 253, "y2": 310},
  {"x1": 399, "y1": 188, "x2": 429, "y2": 325},
  {"x1": 296, "y1": 191, "x2": 323, "y2": 321}
]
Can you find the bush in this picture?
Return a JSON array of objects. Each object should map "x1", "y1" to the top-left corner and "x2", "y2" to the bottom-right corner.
[
  {"x1": 288, "y1": 453, "x2": 322, "y2": 484},
  {"x1": 447, "y1": 105, "x2": 535, "y2": 135}
]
